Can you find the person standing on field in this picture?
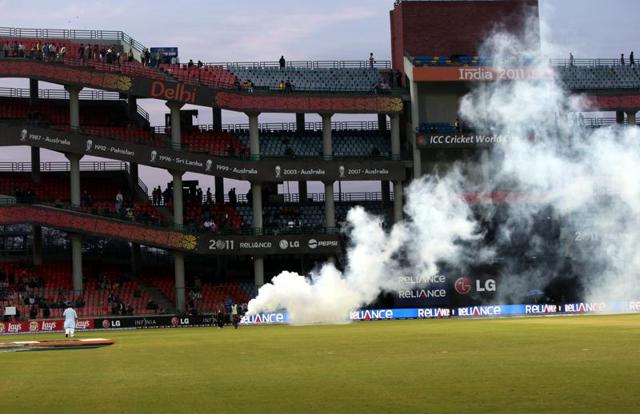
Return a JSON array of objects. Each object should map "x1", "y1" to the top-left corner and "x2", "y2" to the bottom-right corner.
[
  {"x1": 63, "y1": 304, "x2": 78, "y2": 338},
  {"x1": 231, "y1": 303, "x2": 239, "y2": 329}
]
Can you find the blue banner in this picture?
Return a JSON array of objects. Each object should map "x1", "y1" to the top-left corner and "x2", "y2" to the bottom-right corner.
[{"x1": 239, "y1": 301, "x2": 640, "y2": 325}]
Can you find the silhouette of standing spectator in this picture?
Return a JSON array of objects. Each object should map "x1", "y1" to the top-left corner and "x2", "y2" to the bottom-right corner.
[
  {"x1": 630, "y1": 51, "x2": 635, "y2": 67},
  {"x1": 279, "y1": 55, "x2": 286, "y2": 69},
  {"x1": 369, "y1": 52, "x2": 375, "y2": 68},
  {"x1": 621, "y1": 53, "x2": 625, "y2": 66},
  {"x1": 569, "y1": 52, "x2": 574, "y2": 67}
]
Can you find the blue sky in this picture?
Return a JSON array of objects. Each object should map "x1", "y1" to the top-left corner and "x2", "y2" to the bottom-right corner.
[{"x1": 0, "y1": 0, "x2": 638, "y2": 193}]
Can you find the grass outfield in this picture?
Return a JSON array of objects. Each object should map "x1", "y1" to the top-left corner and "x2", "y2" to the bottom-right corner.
[{"x1": 1, "y1": 315, "x2": 639, "y2": 414}]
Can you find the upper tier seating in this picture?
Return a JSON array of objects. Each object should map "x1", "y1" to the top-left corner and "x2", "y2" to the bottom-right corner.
[
  {"x1": 227, "y1": 67, "x2": 384, "y2": 92},
  {"x1": 233, "y1": 129, "x2": 390, "y2": 158},
  {"x1": 557, "y1": 66, "x2": 640, "y2": 89},
  {"x1": 159, "y1": 64, "x2": 238, "y2": 89}
]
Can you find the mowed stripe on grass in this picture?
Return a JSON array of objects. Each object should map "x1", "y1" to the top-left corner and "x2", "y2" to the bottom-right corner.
[{"x1": 1, "y1": 315, "x2": 639, "y2": 414}]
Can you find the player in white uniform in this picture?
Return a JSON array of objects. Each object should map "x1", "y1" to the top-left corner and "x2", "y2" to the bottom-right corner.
[{"x1": 63, "y1": 305, "x2": 78, "y2": 338}]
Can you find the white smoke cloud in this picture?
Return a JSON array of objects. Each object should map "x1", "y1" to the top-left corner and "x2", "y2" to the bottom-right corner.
[
  {"x1": 249, "y1": 16, "x2": 640, "y2": 323},
  {"x1": 248, "y1": 174, "x2": 480, "y2": 324}
]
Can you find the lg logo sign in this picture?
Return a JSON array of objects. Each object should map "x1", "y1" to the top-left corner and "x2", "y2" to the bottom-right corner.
[{"x1": 454, "y1": 277, "x2": 496, "y2": 295}]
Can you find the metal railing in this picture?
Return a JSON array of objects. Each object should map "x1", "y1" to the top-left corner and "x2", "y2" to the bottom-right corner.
[
  {"x1": 197, "y1": 120, "x2": 391, "y2": 132},
  {"x1": 281, "y1": 192, "x2": 391, "y2": 203},
  {"x1": 0, "y1": 161, "x2": 128, "y2": 172},
  {"x1": 551, "y1": 58, "x2": 628, "y2": 67},
  {"x1": 0, "y1": 86, "x2": 122, "y2": 100},
  {"x1": 206, "y1": 60, "x2": 392, "y2": 70},
  {"x1": 153, "y1": 191, "x2": 392, "y2": 206},
  {"x1": 0, "y1": 26, "x2": 146, "y2": 53}
]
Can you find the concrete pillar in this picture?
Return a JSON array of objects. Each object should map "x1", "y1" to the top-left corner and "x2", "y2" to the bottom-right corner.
[
  {"x1": 296, "y1": 113, "x2": 305, "y2": 133},
  {"x1": 381, "y1": 181, "x2": 391, "y2": 206},
  {"x1": 32, "y1": 225, "x2": 42, "y2": 266},
  {"x1": 627, "y1": 111, "x2": 637, "y2": 126},
  {"x1": 299, "y1": 181, "x2": 308, "y2": 204},
  {"x1": 391, "y1": 113, "x2": 401, "y2": 159},
  {"x1": 378, "y1": 114, "x2": 388, "y2": 132},
  {"x1": 65, "y1": 153, "x2": 82, "y2": 207},
  {"x1": 71, "y1": 234, "x2": 83, "y2": 294},
  {"x1": 252, "y1": 182, "x2": 264, "y2": 289},
  {"x1": 616, "y1": 111, "x2": 625, "y2": 125},
  {"x1": 248, "y1": 112, "x2": 260, "y2": 159},
  {"x1": 167, "y1": 100, "x2": 186, "y2": 312},
  {"x1": 212, "y1": 107, "x2": 222, "y2": 132},
  {"x1": 393, "y1": 181, "x2": 403, "y2": 223},
  {"x1": 128, "y1": 96, "x2": 138, "y2": 121},
  {"x1": 166, "y1": 101, "x2": 184, "y2": 148},
  {"x1": 252, "y1": 183, "x2": 263, "y2": 231},
  {"x1": 172, "y1": 172, "x2": 183, "y2": 226},
  {"x1": 174, "y1": 252, "x2": 186, "y2": 312},
  {"x1": 29, "y1": 79, "x2": 38, "y2": 99},
  {"x1": 321, "y1": 113, "x2": 333, "y2": 159},
  {"x1": 215, "y1": 176, "x2": 224, "y2": 203},
  {"x1": 131, "y1": 243, "x2": 141, "y2": 275},
  {"x1": 254, "y1": 256, "x2": 264, "y2": 288},
  {"x1": 31, "y1": 147, "x2": 40, "y2": 183},
  {"x1": 321, "y1": 113, "x2": 336, "y2": 231},
  {"x1": 129, "y1": 162, "x2": 139, "y2": 192},
  {"x1": 325, "y1": 183, "x2": 336, "y2": 230},
  {"x1": 65, "y1": 85, "x2": 82, "y2": 130},
  {"x1": 409, "y1": 80, "x2": 421, "y2": 178}
]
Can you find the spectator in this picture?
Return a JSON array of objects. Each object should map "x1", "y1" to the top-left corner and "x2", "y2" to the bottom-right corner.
[
  {"x1": 369, "y1": 52, "x2": 375, "y2": 68},
  {"x1": 115, "y1": 191, "x2": 124, "y2": 212},
  {"x1": 206, "y1": 188, "x2": 212, "y2": 204},
  {"x1": 621, "y1": 53, "x2": 625, "y2": 66},
  {"x1": 128, "y1": 49, "x2": 134, "y2": 62},
  {"x1": 279, "y1": 55, "x2": 286, "y2": 69},
  {"x1": 631, "y1": 51, "x2": 635, "y2": 67},
  {"x1": 188, "y1": 59, "x2": 194, "y2": 67},
  {"x1": 29, "y1": 304, "x2": 38, "y2": 319},
  {"x1": 279, "y1": 80, "x2": 286, "y2": 92},
  {"x1": 569, "y1": 52, "x2": 574, "y2": 67}
]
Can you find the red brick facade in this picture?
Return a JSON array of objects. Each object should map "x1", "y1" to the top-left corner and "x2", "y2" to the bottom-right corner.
[{"x1": 390, "y1": 0, "x2": 539, "y2": 72}]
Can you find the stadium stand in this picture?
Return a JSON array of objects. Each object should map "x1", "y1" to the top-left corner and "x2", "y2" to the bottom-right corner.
[
  {"x1": 226, "y1": 65, "x2": 385, "y2": 92},
  {"x1": 159, "y1": 64, "x2": 238, "y2": 89},
  {"x1": 0, "y1": 262, "x2": 152, "y2": 319},
  {"x1": 232, "y1": 128, "x2": 391, "y2": 158}
]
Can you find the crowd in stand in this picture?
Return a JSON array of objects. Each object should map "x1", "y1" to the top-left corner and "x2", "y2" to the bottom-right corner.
[
  {"x1": 151, "y1": 184, "x2": 241, "y2": 232},
  {"x1": 1, "y1": 40, "x2": 133, "y2": 65},
  {"x1": 98, "y1": 273, "x2": 137, "y2": 316},
  {"x1": 0, "y1": 263, "x2": 84, "y2": 321}
]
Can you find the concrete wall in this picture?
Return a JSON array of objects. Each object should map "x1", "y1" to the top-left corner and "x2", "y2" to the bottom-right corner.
[{"x1": 390, "y1": 0, "x2": 539, "y2": 71}]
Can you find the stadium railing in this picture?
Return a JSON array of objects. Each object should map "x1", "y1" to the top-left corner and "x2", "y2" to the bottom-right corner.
[
  {"x1": 213, "y1": 120, "x2": 391, "y2": 132},
  {"x1": 0, "y1": 26, "x2": 146, "y2": 53},
  {"x1": 551, "y1": 58, "x2": 624, "y2": 67},
  {"x1": 0, "y1": 86, "x2": 121, "y2": 101},
  {"x1": 0, "y1": 160, "x2": 128, "y2": 172},
  {"x1": 207, "y1": 60, "x2": 392, "y2": 70}
]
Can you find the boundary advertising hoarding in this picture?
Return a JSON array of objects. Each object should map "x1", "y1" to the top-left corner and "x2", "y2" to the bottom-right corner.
[{"x1": 3, "y1": 302, "x2": 639, "y2": 334}]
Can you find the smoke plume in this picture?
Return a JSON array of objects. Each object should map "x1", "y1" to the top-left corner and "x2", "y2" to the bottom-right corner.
[{"x1": 248, "y1": 19, "x2": 640, "y2": 323}]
